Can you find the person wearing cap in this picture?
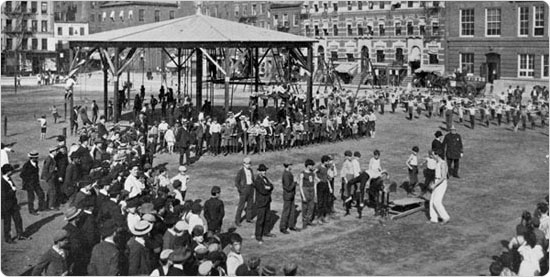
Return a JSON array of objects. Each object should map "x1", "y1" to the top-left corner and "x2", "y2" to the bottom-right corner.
[
  {"x1": 127, "y1": 220, "x2": 155, "y2": 275},
  {"x1": 204, "y1": 186, "x2": 225, "y2": 234},
  {"x1": 62, "y1": 206, "x2": 89, "y2": 275},
  {"x1": 170, "y1": 165, "x2": 190, "y2": 201},
  {"x1": 87, "y1": 219, "x2": 120, "y2": 276},
  {"x1": 167, "y1": 247, "x2": 192, "y2": 275},
  {"x1": 41, "y1": 146, "x2": 59, "y2": 210},
  {"x1": 176, "y1": 120, "x2": 193, "y2": 165},
  {"x1": 234, "y1": 157, "x2": 255, "y2": 227},
  {"x1": 150, "y1": 249, "x2": 173, "y2": 276},
  {"x1": 62, "y1": 152, "x2": 82, "y2": 201},
  {"x1": 431, "y1": 131, "x2": 445, "y2": 159},
  {"x1": 54, "y1": 146, "x2": 69, "y2": 203},
  {"x1": 280, "y1": 163, "x2": 299, "y2": 234},
  {"x1": 32, "y1": 229, "x2": 70, "y2": 276},
  {"x1": 442, "y1": 126, "x2": 463, "y2": 178},
  {"x1": 74, "y1": 135, "x2": 94, "y2": 175},
  {"x1": 299, "y1": 159, "x2": 318, "y2": 229},
  {"x1": 253, "y1": 164, "x2": 274, "y2": 243},
  {"x1": 2, "y1": 164, "x2": 27, "y2": 243},
  {"x1": 20, "y1": 151, "x2": 46, "y2": 215}
]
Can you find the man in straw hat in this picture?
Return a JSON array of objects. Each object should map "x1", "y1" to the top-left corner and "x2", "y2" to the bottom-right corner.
[
  {"x1": 2, "y1": 164, "x2": 28, "y2": 243},
  {"x1": 127, "y1": 220, "x2": 155, "y2": 275},
  {"x1": 32, "y1": 229, "x2": 70, "y2": 276},
  {"x1": 19, "y1": 150, "x2": 46, "y2": 215}
]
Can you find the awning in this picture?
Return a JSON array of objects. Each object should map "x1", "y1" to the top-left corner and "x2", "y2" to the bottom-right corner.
[{"x1": 335, "y1": 62, "x2": 358, "y2": 75}]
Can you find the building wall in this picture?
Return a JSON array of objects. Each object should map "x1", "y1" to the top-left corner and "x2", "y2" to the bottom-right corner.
[{"x1": 445, "y1": 1, "x2": 549, "y2": 81}]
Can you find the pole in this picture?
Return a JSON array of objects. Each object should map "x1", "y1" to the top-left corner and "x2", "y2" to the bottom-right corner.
[
  {"x1": 114, "y1": 48, "x2": 120, "y2": 122},
  {"x1": 103, "y1": 66, "x2": 108, "y2": 119},
  {"x1": 69, "y1": 48, "x2": 75, "y2": 135},
  {"x1": 3, "y1": 116, "x2": 7, "y2": 136},
  {"x1": 177, "y1": 48, "x2": 182, "y2": 97},
  {"x1": 196, "y1": 48, "x2": 203, "y2": 109},
  {"x1": 306, "y1": 46, "x2": 313, "y2": 118},
  {"x1": 14, "y1": 50, "x2": 18, "y2": 94},
  {"x1": 254, "y1": 47, "x2": 260, "y2": 93},
  {"x1": 62, "y1": 127, "x2": 66, "y2": 139},
  {"x1": 224, "y1": 48, "x2": 231, "y2": 113}
]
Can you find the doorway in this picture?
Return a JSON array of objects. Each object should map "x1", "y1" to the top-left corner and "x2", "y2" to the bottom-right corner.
[{"x1": 485, "y1": 53, "x2": 500, "y2": 83}]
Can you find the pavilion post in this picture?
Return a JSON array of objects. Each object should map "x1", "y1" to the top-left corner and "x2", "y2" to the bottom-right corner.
[
  {"x1": 68, "y1": 47, "x2": 75, "y2": 135},
  {"x1": 114, "y1": 48, "x2": 120, "y2": 122},
  {"x1": 195, "y1": 48, "x2": 203, "y2": 110},
  {"x1": 254, "y1": 48, "x2": 260, "y2": 93},
  {"x1": 103, "y1": 66, "x2": 108, "y2": 120},
  {"x1": 306, "y1": 46, "x2": 313, "y2": 118},
  {"x1": 224, "y1": 48, "x2": 231, "y2": 113},
  {"x1": 177, "y1": 48, "x2": 182, "y2": 97}
]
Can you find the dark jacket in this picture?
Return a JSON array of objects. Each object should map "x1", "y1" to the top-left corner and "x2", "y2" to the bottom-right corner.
[
  {"x1": 55, "y1": 152, "x2": 69, "y2": 183},
  {"x1": 253, "y1": 175, "x2": 273, "y2": 208},
  {"x1": 63, "y1": 222, "x2": 89, "y2": 276},
  {"x1": 204, "y1": 197, "x2": 225, "y2": 231},
  {"x1": 20, "y1": 160, "x2": 40, "y2": 191},
  {"x1": 176, "y1": 128, "x2": 192, "y2": 148},
  {"x1": 96, "y1": 197, "x2": 125, "y2": 227},
  {"x1": 127, "y1": 237, "x2": 154, "y2": 276},
  {"x1": 32, "y1": 247, "x2": 68, "y2": 276},
  {"x1": 97, "y1": 123, "x2": 108, "y2": 139},
  {"x1": 282, "y1": 170, "x2": 296, "y2": 201},
  {"x1": 235, "y1": 168, "x2": 254, "y2": 192},
  {"x1": 87, "y1": 240, "x2": 120, "y2": 276},
  {"x1": 442, "y1": 133, "x2": 463, "y2": 160},
  {"x1": 63, "y1": 163, "x2": 81, "y2": 197},
  {"x1": 41, "y1": 155, "x2": 57, "y2": 182},
  {"x1": 1, "y1": 176, "x2": 19, "y2": 218},
  {"x1": 431, "y1": 138, "x2": 445, "y2": 159}
]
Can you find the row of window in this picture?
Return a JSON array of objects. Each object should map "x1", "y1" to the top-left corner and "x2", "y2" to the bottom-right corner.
[
  {"x1": 325, "y1": 49, "x2": 439, "y2": 64},
  {"x1": 460, "y1": 6, "x2": 545, "y2": 37},
  {"x1": 232, "y1": 3, "x2": 267, "y2": 17},
  {"x1": 4, "y1": 19, "x2": 49, "y2": 33},
  {"x1": 4, "y1": 1, "x2": 48, "y2": 14},
  {"x1": 460, "y1": 53, "x2": 549, "y2": 78},
  {"x1": 4, "y1": 38, "x2": 48, "y2": 51},
  {"x1": 305, "y1": 1, "x2": 439, "y2": 13},
  {"x1": 272, "y1": 14, "x2": 300, "y2": 27},
  {"x1": 56, "y1": 26, "x2": 86, "y2": 36},
  {"x1": 89, "y1": 10, "x2": 175, "y2": 23},
  {"x1": 306, "y1": 22, "x2": 439, "y2": 37}
]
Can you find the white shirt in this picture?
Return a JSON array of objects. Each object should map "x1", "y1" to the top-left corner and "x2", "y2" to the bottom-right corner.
[
  {"x1": 244, "y1": 168, "x2": 253, "y2": 185},
  {"x1": 2, "y1": 175, "x2": 16, "y2": 191},
  {"x1": 38, "y1": 118, "x2": 47, "y2": 128},
  {"x1": 186, "y1": 213, "x2": 205, "y2": 234},
  {"x1": 539, "y1": 213, "x2": 550, "y2": 240},
  {"x1": 407, "y1": 154, "x2": 418, "y2": 167},
  {"x1": 0, "y1": 148, "x2": 11, "y2": 167},
  {"x1": 124, "y1": 175, "x2": 145, "y2": 199},
  {"x1": 158, "y1": 122, "x2": 169, "y2": 132},
  {"x1": 170, "y1": 173, "x2": 189, "y2": 191},
  {"x1": 226, "y1": 251, "x2": 244, "y2": 277},
  {"x1": 65, "y1": 78, "x2": 76, "y2": 91},
  {"x1": 210, "y1": 122, "x2": 221, "y2": 133},
  {"x1": 426, "y1": 157, "x2": 437, "y2": 170},
  {"x1": 368, "y1": 157, "x2": 381, "y2": 173},
  {"x1": 351, "y1": 158, "x2": 361, "y2": 177}
]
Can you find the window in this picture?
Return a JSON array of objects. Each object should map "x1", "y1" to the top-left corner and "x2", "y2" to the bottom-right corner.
[
  {"x1": 379, "y1": 23, "x2": 385, "y2": 36},
  {"x1": 80, "y1": 27, "x2": 84, "y2": 36},
  {"x1": 419, "y1": 24, "x2": 425, "y2": 35},
  {"x1": 347, "y1": 53, "x2": 355, "y2": 61},
  {"x1": 369, "y1": 1, "x2": 374, "y2": 9},
  {"x1": 305, "y1": 25, "x2": 311, "y2": 36},
  {"x1": 460, "y1": 53, "x2": 474, "y2": 74},
  {"x1": 5, "y1": 1, "x2": 11, "y2": 12},
  {"x1": 260, "y1": 3, "x2": 265, "y2": 13},
  {"x1": 517, "y1": 7, "x2": 529, "y2": 36},
  {"x1": 395, "y1": 48, "x2": 404, "y2": 62},
  {"x1": 138, "y1": 9, "x2": 144, "y2": 21},
  {"x1": 323, "y1": 27, "x2": 328, "y2": 36},
  {"x1": 41, "y1": 38, "x2": 47, "y2": 50},
  {"x1": 21, "y1": 1, "x2": 27, "y2": 12},
  {"x1": 41, "y1": 20, "x2": 47, "y2": 32},
  {"x1": 376, "y1": 50, "x2": 385, "y2": 62},
  {"x1": 333, "y1": 3, "x2": 338, "y2": 11},
  {"x1": 5, "y1": 19, "x2": 12, "y2": 32},
  {"x1": 331, "y1": 51, "x2": 338, "y2": 61},
  {"x1": 242, "y1": 4, "x2": 247, "y2": 16},
  {"x1": 367, "y1": 25, "x2": 373, "y2": 35},
  {"x1": 283, "y1": 13, "x2": 288, "y2": 26},
  {"x1": 358, "y1": 1, "x2": 363, "y2": 10},
  {"x1": 380, "y1": 2, "x2": 385, "y2": 9},
  {"x1": 432, "y1": 22, "x2": 439, "y2": 35},
  {"x1": 534, "y1": 6, "x2": 545, "y2": 36},
  {"x1": 31, "y1": 1, "x2": 37, "y2": 13},
  {"x1": 5, "y1": 38, "x2": 12, "y2": 50},
  {"x1": 407, "y1": 22, "x2": 413, "y2": 35},
  {"x1": 57, "y1": 27, "x2": 62, "y2": 36},
  {"x1": 294, "y1": 15, "x2": 299, "y2": 26},
  {"x1": 314, "y1": 4, "x2": 319, "y2": 12},
  {"x1": 31, "y1": 20, "x2": 37, "y2": 32},
  {"x1": 323, "y1": 3, "x2": 328, "y2": 11},
  {"x1": 395, "y1": 22, "x2": 401, "y2": 36},
  {"x1": 518, "y1": 54, "x2": 535, "y2": 77},
  {"x1": 273, "y1": 14, "x2": 278, "y2": 26},
  {"x1": 69, "y1": 27, "x2": 73, "y2": 35},
  {"x1": 357, "y1": 24, "x2": 363, "y2": 35},
  {"x1": 407, "y1": 1, "x2": 413, "y2": 8},
  {"x1": 154, "y1": 10, "x2": 160, "y2": 22},
  {"x1": 234, "y1": 5, "x2": 239, "y2": 16},
  {"x1": 90, "y1": 14, "x2": 95, "y2": 22},
  {"x1": 252, "y1": 4, "x2": 256, "y2": 15},
  {"x1": 543, "y1": 54, "x2": 549, "y2": 77},
  {"x1": 486, "y1": 8, "x2": 501, "y2": 36},
  {"x1": 21, "y1": 38, "x2": 27, "y2": 50},
  {"x1": 433, "y1": 1, "x2": 439, "y2": 7},
  {"x1": 41, "y1": 2, "x2": 47, "y2": 14},
  {"x1": 347, "y1": 1, "x2": 352, "y2": 10},
  {"x1": 429, "y1": 54, "x2": 439, "y2": 64},
  {"x1": 419, "y1": 1, "x2": 425, "y2": 7},
  {"x1": 31, "y1": 38, "x2": 37, "y2": 50},
  {"x1": 460, "y1": 9, "x2": 474, "y2": 36},
  {"x1": 314, "y1": 25, "x2": 319, "y2": 36},
  {"x1": 169, "y1": 10, "x2": 175, "y2": 19},
  {"x1": 22, "y1": 20, "x2": 27, "y2": 31},
  {"x1": 347, "y1": 24, "x2": 353, "y2": 36},
  {"x1": 333, "y1": 24, "x2": 338, "y2": 36}
]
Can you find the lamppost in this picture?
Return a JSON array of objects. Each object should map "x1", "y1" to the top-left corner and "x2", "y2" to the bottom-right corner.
[{"x1": 140, "y1": 52, "x2": 144, "y2": 85}]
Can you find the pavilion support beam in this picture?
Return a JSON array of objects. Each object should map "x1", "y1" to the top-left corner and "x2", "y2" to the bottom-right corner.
[
  {"x1": 69, "y1": 47, "x2": 75, "y2": 135},
  {"x1": 114, "y1": 48, "x2": 120, "y2": 122},
  {"x1": 103, "y1": 66, "x2": 108, "y2": 120},
  {"x1": 195, "y1": 48, "x2": 203, "y2": 111},
  {"x1": 177, "y1": 48, "x2": 182, "y2": 96},
  {"x1": 224, "y1": 48, "x2": 230, "y2": 113},
  {"x1": 254, "y1": 47, "x2": 259, "y2": 93},
  {"x1": 306, "y1": 46, "x2": 313, "y2": 118},
  {"x1": 199, "y1": 48, "x2": 226, "y2": 76}
]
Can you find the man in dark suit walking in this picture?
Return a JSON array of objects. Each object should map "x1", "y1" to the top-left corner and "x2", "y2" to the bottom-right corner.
[
  {"x1": 442, "y1": 126, "x2": 464, "y2": 178},
  {"x1": 177, "y1": 121, "x2": 192, "y2": 165},
  {"x1": 234, "y1": 157, "x2": 255, "y2": 226},
  {"x1": 2, "y1": 164, "x2": 28, "y2": 243},
  {"x1": 20, "y1": 151, "x2": 46, "y2": 215},
  {"x1": 41, "y1": 146, "x2": 59, "y2": 210},
  {"x1": 279, "y1": 163, "x2": 299, "y2": 234},
  {"x1": 253, "y1": 164, "x2": 274, "y2": 244}
]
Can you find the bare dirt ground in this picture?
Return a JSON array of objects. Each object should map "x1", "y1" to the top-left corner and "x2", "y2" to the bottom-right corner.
[{"x1": 1, "y1": 75, "x2": 548, "y2": 276}]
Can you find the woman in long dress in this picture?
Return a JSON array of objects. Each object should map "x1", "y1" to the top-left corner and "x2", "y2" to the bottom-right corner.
[{"x1": 517, "y1": 230, "x2": 544, "y2": 276}]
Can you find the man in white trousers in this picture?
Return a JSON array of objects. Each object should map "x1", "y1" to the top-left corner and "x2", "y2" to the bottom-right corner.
[{"x1": 429, "y1": 153, "x2": 450, "y2": 225}]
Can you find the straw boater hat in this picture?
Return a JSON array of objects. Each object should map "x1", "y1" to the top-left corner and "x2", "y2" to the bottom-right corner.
[
  {"x1": 131, "y1": 220, "x2": 153, "y2": 236},
  {"x1": 64, "y1": 206, "x2": 82, "y2": 221},
  {"x1": 28, "y1": 151, "x2": 39, "y2": 159}
]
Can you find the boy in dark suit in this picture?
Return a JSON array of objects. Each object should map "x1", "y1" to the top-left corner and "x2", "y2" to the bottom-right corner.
[
  {"x1": 253, "y1": 164, "x2": 274, "y2": 244},
  {"x1": 204, "y1": 186, "x2": 225, "y2": 234}
]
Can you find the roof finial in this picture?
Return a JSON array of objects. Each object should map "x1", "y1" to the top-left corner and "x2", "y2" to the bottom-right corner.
[{"x1": 195, "y1": 1, "x2": 202, "y2": 15}]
